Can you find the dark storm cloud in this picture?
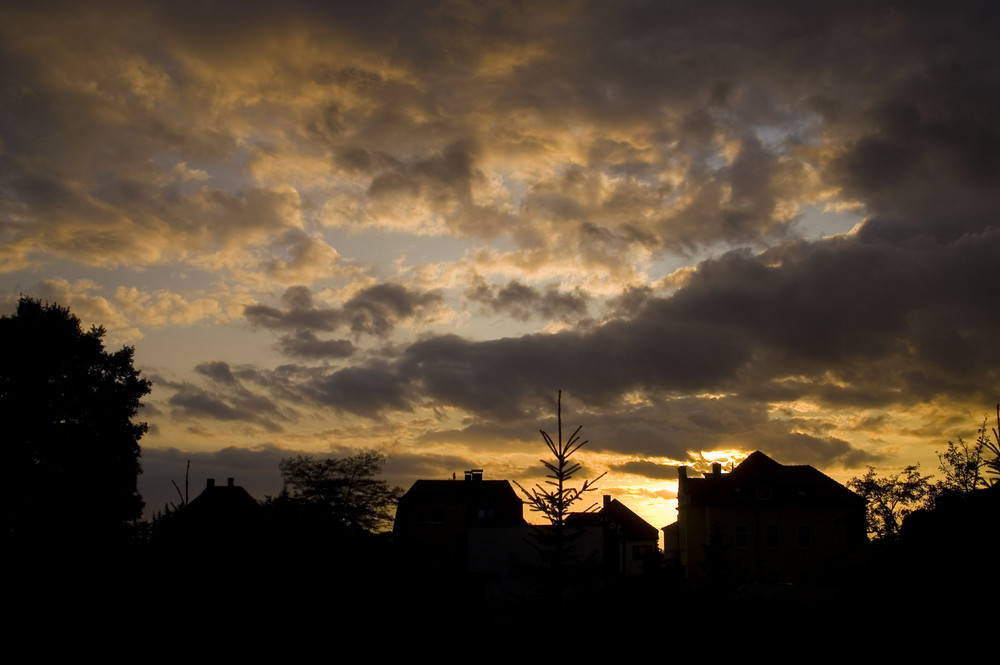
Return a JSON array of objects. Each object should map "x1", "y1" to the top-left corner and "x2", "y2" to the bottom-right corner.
[
  {"x1": 167, "y1": 361, "x2": 295, "y2": 432},
  {"x1": 168, "y1": 387, "x2": 284, "y2": 433},
  {"x1": 303, "y1": 362, "x2": 412, "y2": 418},
  {"x1": 0, "y1": 3, "x2": 302, "y2": 270},
  {"x1": 4, "y1": 0, "x2": 997, "y2": 273},
  {"x1": 583, "y1": 396, "x2": 879, "y2": 468},
  {"x1": 277, "y1": 330, "x2": 356, "y2": 359},
  {"x1": 195, "y1": 360, "x2": 237, "y2": 384},
  {"x1": 245, "y1": 284, "x2": 443, "y2": 338},
  {"x1": 343, "y1": 283, "x2": 443, "y2": 336},
  {"x1": 392, "y1": 321, "x2": 748, "y2": 420},
  {"x1": 267, "y1": 218, "x2": 996, "y2": 466},
  {"x1": 466, "y1": 279, "x2": 589, "y2": 322},
  {"x1": 754, "y1": 431, "x2": 878, "y2": 469},
  {"x1": 362, "y1": 140, "x2": 521, "y2": 239},
  {"x1": 382, "y1": 450, "x2": 485, "y2": 483},
  {"x1": 613, "y1": 461, "x2": 677, "y2": 480},
  {"x1": 833, "y1": 99, "x2": 1000, "y2": 243},
  {"x1": 673, "y1": 229, "x2": 1000, "y2": 404},
  {"x1": 7, "y1": 0, "x2": 1000, "y2": 476},
  {"x1": 367, "y1": 141, "x2": 477, "y2": 206}
]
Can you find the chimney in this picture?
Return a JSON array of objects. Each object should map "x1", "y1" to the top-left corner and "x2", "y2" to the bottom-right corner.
[
  {"x1": 712, "y1": 462, "x2": 721, "y2": 478},
  {"x1": 227, "y1": 477, "x2": 235, "y2": 488},
  {"x1": 678, "y1": 466, "x2": 688, "y2": 480},
  {"x1": 464, "y1": 469, "x2": 484, "y2": 482},
  {"x1": 603, "y1": 495, "x2": 611, "y2": 509},
  {"x1": 206, "y1": 478, "x2": 215, "y2": 488}
]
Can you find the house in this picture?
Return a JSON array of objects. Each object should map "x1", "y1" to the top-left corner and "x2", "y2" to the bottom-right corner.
[
  {"x1": 393, "y1": 469, "x2": 527, "y2": 571},
  {"x1": 156, "y1": 477, "x2": 262, "y2": 548},
  {"x1": 664, "y1": 451, "x2": 866, "y2": 587},
  {"x1": 393, "y1": 471, "x2": 662, "y2": 600},
  {"x1": 185, "y1": 477, "x2": 261, "y2": 520},
  {"x1": 566, "y1": 495, "x2": 660, "y2": 576}
]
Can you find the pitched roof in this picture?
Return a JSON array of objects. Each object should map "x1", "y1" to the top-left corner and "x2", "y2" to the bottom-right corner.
[
  {"x1": 186, "y1": 478, "x2": 261, "y2": 517},
  {"x1": 683, "y1": 451, "x2": 863, "y2": 508},
  {"x1": 398, "y1": 479, "x2": 521, "y2": 506},
  {"x1": 566, "y1": 496, "x2": 659, "y2": 540}
]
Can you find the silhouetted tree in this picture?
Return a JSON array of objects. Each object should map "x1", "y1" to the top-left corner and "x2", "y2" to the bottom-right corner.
[
  {"x1": 975, "y1": 404, "x2": 1000, "y2": 487},
  {"x1": 514, "y1": 391, "x2": 605, "y2": 600},
  {"x1": 847, "y1": 464, "x2": 931, "y2": 542},
  {"x1": 932, "y1": 417, "x2": 990, "y2": 498},
  {"x1": 0, "y1": 297, "x2": 150, "y2": 545},
  {"x1": 277, "y1": 449, "x2": 402, "y2": 535}
]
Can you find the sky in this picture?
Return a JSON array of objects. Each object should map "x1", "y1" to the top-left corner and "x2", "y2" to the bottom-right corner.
[{"x1": 2, "y1": 0, "x2": 998, "y2": 530}]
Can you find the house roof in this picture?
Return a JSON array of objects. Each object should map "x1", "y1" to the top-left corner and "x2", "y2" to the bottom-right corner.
[
  {"x1": 566, "y1": 496, "x2": 659, "y2": 540},
  {"x1": 185, "y1": 478, "x2": 261, "y2": 518},
  {"x1": 397, "y1": 479, "x2": 522, "y2": 506},
  {"x1": 682, "y1": 451, "x2": 864, "y2": 508}
]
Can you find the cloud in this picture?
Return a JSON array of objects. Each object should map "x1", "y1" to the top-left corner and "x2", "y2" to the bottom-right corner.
[
  {"x1": 166, "y1": 361, "x2": 296, "y2": 432},
  {"x1": 612, "y1": 461, "x2": 678, "y2": 480},
  {"x1": 244, "y1": 221, "x2": 997, "y2": 468},
  {"x1": 2, "y1": 279, "x2": 230, "y2": 345},
  {"x1": 260, "y1": 229, "x2": 354, "y2": 286},
  {"x1": 114, "y1": 286, "x2": 223, "y2": 328},
  {"x1": 302, "y1": 362, "x2": 412, "y2": 418},
  {"x1": 30, "y1": 278, "x2": 141, "y2": 343},
  {"x1": 195, "y1": 360, "x2": 238, "y2": 385},
  {"x1": 466, "y1": 278, "x2": 589, "y2": 322},
  {"x1": 4, "y1": 1, "x2": 996, "y2": 278},
  {"x1": 5, "y1": 1, "x2": 1000, "y2": 483},
  {"x1": 245, "y1": 283, "x2": 444, "y2": 338},
  {"x1": 277, "y1": 330, "x2": 356, "y2": 359}
]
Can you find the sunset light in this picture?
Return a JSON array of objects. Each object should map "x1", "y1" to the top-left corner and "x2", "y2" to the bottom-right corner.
[{"x1": 1, "y1": 1, "x2": 996, "y2": 537}]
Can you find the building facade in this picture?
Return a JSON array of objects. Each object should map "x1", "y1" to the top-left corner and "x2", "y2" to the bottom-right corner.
[{"x1": 664, "y1": 451, "x2": 866, "y2": 587}]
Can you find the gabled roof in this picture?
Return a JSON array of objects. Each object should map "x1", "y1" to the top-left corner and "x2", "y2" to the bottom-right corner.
[
  {"x1": 398, "y1": 479, "x2": 522, "y2": 506},
  {"x1": 186, "y1": 478, "x2": 261, "y2": 517},
  {"x1": 683, "y1": 451, "x2": 863, "y2": 508},
  {"x1": 566, "y1": 497, "x2": 659, "y2": 540}
]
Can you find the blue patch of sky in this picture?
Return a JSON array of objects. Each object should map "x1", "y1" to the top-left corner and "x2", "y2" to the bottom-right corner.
[
  {"x1": 502, "y1": 173, "x2": 529, "y2": 211},
  {"x1": 5, "y1": 259, "x2": 221, "y2": 295},
  {"x1": 151, "y1": 146, "x2": 253, "y2": 194},
  {"x1": 793, "y1": 205, "x2": 862, "y2": 240},
  {"x1": 642, "y1": 205, "x2": 863, "y2": 287},
  {"x1": 320, "y1": 226, "x2": 516, "y2": 277}
]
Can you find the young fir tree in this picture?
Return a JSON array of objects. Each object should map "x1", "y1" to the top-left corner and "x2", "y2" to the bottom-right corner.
[{"x1": 514, "y1": 391, "x2": 605, "y2": 601}]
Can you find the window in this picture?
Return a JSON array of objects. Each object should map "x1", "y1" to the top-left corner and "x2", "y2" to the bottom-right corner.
[
  {"x1": 734, "y1": 525, "x2": 748, "y2": 549},
  {"x1": 756, "y1": 484, "x2": 772, "y2": 500}
]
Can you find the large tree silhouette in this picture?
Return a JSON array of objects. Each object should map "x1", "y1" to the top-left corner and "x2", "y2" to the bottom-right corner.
[
  {"x1": 275, "y1": 449, "x2": 402, "y2": 535},
  {"x1": 1, "y1": 297, "x2": 151, "y2": 545},
  {"x1": 847, "y1": 464, "x2": 931, "y2": 542}
]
